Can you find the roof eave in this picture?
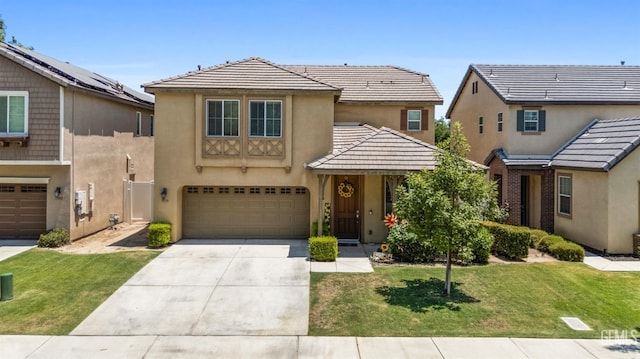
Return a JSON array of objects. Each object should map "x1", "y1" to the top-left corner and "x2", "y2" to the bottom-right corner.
[
  {"x1": 337, "y1": 99, "x2": 443, "y2": 106},
  {"x1": 144, "y1": 87, "x2": 341, "y2": 96}
]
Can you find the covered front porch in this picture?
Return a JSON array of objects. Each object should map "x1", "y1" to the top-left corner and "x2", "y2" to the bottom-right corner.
[{"x1": 305, "y1": 123, "x2": 439, "y2": 243}]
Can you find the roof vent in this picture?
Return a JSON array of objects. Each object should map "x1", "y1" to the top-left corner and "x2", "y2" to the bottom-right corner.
[
  {"x1": 197, "y1": 65, "x2": 201, "y2": 70},
  {"x1": 621, "y1": 60, "x2": 625, "y2": 66},
  {"x1": 554, "y1": 73, "x2": 559, "y2": 81},
  {"x1": 365, "y1": 81, "x2": 370, "y2": 89},
  {"x1": 344, "y1": 63, "x2": 348, "y2": 66},
  {"x1": 303, "y1": 66, "x2": 308, "y2": 76},
  {"x1": 226, "y1": 60, "x2": 230, "y2": 64},
  {"x1": 488, "y1": 69, "x2": 494, "y2": 77},
  {"x1": 623, "y1": 80, "x2": 632, "y2": 90},
  {"x1": 506, "y1": 88, "x2": 511, "y2": 97},
  {"x1": 544, "y1": 90, "x2": 551, "y2": 99}
]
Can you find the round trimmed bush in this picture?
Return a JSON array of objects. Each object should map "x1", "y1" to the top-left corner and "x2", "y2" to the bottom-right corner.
[{"x1": 548, "y1": 241, "x2": 585, "y2": 262}]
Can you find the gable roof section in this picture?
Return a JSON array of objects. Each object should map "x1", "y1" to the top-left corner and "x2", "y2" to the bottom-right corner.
[
  {"x1": 306, "y1": 124, "x2": 441, "y2": 174},
  {"x1": 284, "y1": 64, "x2": 443, "y2": 103},
  {"x1": 144, "y1": 57, "x2": 340, "y2": 93},
  {"x1": 0, "y1": 42, "x2": 154, "y2": 108},
  {"x1": 447, "y1": 64, "x2": 640, "y2": 117},
  {"x1": 551, "y1": 117, "x2": 640, "y2": 171}
]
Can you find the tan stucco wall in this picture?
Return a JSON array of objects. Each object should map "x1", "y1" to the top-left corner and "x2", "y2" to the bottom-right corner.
[
  {"x1": 449, "y1": 71, "x2": 640, "y2": 162},
  {"x1": 153, "y1": 91, "x2": 335, "y2": 240},
  {"x1": 448, "y1": 72, "x2": 510, "y2": 163},
  {"x1": 607, "y1": 148, "x2": 640, "y2": 253},
  {"x1": 555, "y1": 170, "x2": 609, "y2": 252},
  {"x1": 335, "y1": 103, "x2": 436, "y2": 144},
  {"x1": 529, "y1": 175, "x2": 542, "y2": 228},
  {"x1": 362, "y1": 175, "x2": 388, "y2": 243},
  {"x1": 64, "y1": 90, "x2": 154, "y2": 240}
]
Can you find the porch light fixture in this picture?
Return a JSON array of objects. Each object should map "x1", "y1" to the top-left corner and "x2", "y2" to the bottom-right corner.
[{"x1": 160, "y1": 187, "x2": 168, "y2": 201}]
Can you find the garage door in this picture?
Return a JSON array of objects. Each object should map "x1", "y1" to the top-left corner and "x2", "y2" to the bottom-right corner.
[
  {"x1": 183, "y1": 186, "x2": 310, "y2": 239},
  {"x1": 0, "y1": 184, "x2": 47, "y2": 239}
]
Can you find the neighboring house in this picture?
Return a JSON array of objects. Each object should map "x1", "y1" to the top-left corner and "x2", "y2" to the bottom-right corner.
[
  {"x1": 447, "y1": 64, "x2": 640, "y2": 253},
  {"x1": 144, "y1": 57, "x2": 443, "y2": 242},
  {"x1": 0, "y1": 42, "x2": 154, "y2": 241}
]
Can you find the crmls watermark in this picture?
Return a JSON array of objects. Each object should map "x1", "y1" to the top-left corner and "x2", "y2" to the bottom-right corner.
[{"x1": 600, "y1": 329, "x2": 639, "y2": 346}]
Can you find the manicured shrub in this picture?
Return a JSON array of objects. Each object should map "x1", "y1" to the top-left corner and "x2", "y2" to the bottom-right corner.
[
  {"x1": 548, "y1": 241, "x2": 585, "y2": 262},
  {"x1": 537, "y1": 235, "x2": 564, "y2": 253},
  {"x1": 309, "y1": 236, "x2": 338, "y2": 261},
  {"x1": 529, "y1": 229, "x2": 549, "y2": 248},
  {"x1": 483, "y1": 222, "x2": 530, "y2": 259},
  {"x1": 386, "y1": 224, "x2": 440, "y2": 263},
  {"x1": 467, "y1": 226, "x2": 494, "y2": 264},
  {"x1": 148, "y1": 222, "x2": 171, "y2": 248},
  {"x1": 37, "y1": 227, "x2": 70, "y2": 248}
]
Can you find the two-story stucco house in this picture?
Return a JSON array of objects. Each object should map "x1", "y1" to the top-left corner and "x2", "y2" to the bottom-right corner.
[
  {"x1": 447, "y1": 64, "x2": 640, "y2": 253},
  {"x1": 144, "y1": 57, "x2": 443, "y2": 243},
  {"x1": 0, "y1": 42, "x2": 154, "y2": 241}
]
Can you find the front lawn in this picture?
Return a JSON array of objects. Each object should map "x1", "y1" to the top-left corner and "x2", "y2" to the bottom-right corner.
[
  {"x1": 310, "y1": 262, "x2": 640, "y2": 338},
  {"x1": 0, "y1": 249, "x2": 159, "y2": 335}
]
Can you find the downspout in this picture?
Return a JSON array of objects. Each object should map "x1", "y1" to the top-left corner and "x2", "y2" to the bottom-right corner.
[{"x1": 317, "y1": 174, "x2": 329, "y2": 236}]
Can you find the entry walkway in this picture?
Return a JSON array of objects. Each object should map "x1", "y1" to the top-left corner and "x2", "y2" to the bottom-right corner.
[
  {"x1": 0, "y1": 240, "x2": 36, "y2": 262},
  {"x1": 583, "y1": 252, "x2": 640, "y2": 271},
  {"x1": 72, "y1": 239, "x2": 310, "y2": 336}
]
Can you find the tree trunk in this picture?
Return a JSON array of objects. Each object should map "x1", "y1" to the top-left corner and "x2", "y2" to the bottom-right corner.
[{"x1": 444, "y1": 240, "x2": 452, "y2": 296}]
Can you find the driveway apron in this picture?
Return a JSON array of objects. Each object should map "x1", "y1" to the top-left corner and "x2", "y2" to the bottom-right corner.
[{"x1": 71, "y1": 239, "x2": 310, "y2": 336}]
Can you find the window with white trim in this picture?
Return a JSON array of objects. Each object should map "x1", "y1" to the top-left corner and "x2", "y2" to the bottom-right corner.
[
  {"x1": 0, "y1": 91, "x2": 28, "y2": 135},
  {"x1": 135, "y1": 112, "x2": 142, "y2": 136},
  {"x1": 497, "y1": 112, "x2": 503, "y2": 132},
  {"x1": 407, "y1": 110, "x2": 421, "y2": 131},
  {"x1": 249, "y1": 100, "x2": 281, "y2": 137},
  {"x1": 207, "y1": 100, "x2": 239, "y2": 137},
  {"x1": 558, "y1": 175, "x2": 572, "y2": 216},
  {"x1": 524, "y1": 110, "x2": 539, "y2": 132}
]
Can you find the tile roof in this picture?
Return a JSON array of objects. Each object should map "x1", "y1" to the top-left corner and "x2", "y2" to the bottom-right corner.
[
  {"x1": 485, "y1": 148, "x2": 552, "y2": 167},
  {"x1": 144, "y1": 57, "x2": 340, "y2": 92},
  {"x1": 551, "y1": 117, "x2": 640, "y2": 171},
  {"x1": 447, "y1": 64, "x2": 640, "y2": 117},
  {"x1": 306, "y1": 124, "x2": 441, "y2": 174},
  {"x1": 0, "y1": 42, "x2": 154, "y2": 108},
  {"x1": 284, "y1": 65, "x2": 443, "y2": 103}
]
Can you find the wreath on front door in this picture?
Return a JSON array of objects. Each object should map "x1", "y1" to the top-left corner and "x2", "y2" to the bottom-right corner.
[{"x1": 338, "y1": 181, "x2": 355, "y2": 198}]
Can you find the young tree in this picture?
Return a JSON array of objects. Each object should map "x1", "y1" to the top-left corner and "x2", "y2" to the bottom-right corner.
[
  {"x1": 0, "y1": 15, "x2": 34, "y2": 50},
  {"x1": 395, "y1": 122, "x2": 497, "y2": 296}
]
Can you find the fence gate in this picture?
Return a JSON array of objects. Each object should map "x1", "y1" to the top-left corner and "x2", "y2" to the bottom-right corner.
[{"x1": 124, "y1": 180, "x2": 154, "y2": 223}]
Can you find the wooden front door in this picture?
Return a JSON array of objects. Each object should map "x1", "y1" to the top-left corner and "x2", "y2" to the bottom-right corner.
[{"x1": 333, "y1": 175, "x2": 360, "y2": 239}]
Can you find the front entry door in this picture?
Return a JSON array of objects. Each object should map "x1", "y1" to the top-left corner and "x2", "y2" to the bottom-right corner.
[{"x1": 333, "y1": 175, "x2": 360, "y2": 239}]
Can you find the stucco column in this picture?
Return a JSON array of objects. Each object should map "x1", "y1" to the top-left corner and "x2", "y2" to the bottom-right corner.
[
  {"x1": 317, "y1": 174, "x2": 329, "y2": 236},
  {"x1": 385, "y1": 175, "x2": 404, "y2": 213}
]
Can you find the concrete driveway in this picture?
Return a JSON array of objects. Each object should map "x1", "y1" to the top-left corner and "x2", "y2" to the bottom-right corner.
[{"x1": 71, "y1": 239, "x2": 310, "y2": 336}]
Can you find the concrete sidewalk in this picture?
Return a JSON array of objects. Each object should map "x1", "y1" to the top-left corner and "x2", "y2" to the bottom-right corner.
[
  {"x1": 2, "y1": 335, "x2": 638, "y2": 358},
  {"x1": 583, "y1": 252, "x2": 640, "y2": 271}
]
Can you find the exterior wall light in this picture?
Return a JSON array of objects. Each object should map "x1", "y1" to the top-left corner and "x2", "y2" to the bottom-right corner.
[
  {"x1": 54, "y1": 187, "x2": 62, "y2": 199},
  {"x1": 161, "y1": 187, "x2": 168, "y2": 201}
]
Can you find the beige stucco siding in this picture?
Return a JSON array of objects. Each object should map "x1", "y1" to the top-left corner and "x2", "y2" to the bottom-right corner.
[
  {"x1": 335, "y1": 103, "x2": 436, "y2": 144},
  {"x1": 448, "y1": 72, "x2": 509, "y2": 163},
  {"x1": 555, "y1": 170, "x2": 609, "y2": 251},
  {"x1": 362, "y1": 175, "x2": 387, "y2": 243},
  {"x1": 153, "y1": 91, "x2": 335, "y2": 240},
  {"x1": 607, "y1": 148, "x2": 640, "y2": 253},
  {"x1": 507, "y1": 105, "x2": 640, "y2": 156}
]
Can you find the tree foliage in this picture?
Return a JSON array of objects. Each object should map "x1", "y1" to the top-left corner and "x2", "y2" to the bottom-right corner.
[
  {"x1": 395, "y1": 122, "x2": 498, "y2": 296},
  {"x1": 435, "y1": 116, "x2": 450, "y2": 144}
]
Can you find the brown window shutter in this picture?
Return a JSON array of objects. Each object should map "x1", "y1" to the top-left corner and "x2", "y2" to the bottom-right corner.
[
  {"x1": 421, "y1": 109, "x2": 429, "y2": 130},
  {"x1": 400, "y1": 110, "x2": 407, "y2": 130}
]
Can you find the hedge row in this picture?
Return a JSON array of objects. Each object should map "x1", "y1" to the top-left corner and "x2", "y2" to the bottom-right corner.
[
  {"x1": 537, "y1": 234, "x2": 585, "y2": 262},
  {"x1": 309, "y1": 236, "x2": 338, "y2": 261},
  {"x1": 482, "y1": 222, "x2": 530, "y2": 259}
]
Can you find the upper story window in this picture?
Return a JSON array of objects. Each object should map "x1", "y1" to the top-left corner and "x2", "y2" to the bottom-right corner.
[
  {"x1": 150, "y1": 115, "x2": 154, "y2": 137},
  {"x1": 249, "y1": 100, "x2": 281, "y2": 137},
  {"x1": 497, "y1": 113, "x2": 503, "y2": 132},
  {"x1": 516, "y1": 109, "x2": 546, "y2": 133},
  {"x1": 472, "y1": 81, "x2": 478, "y2": 94},
  {"x1": 558, "y1": 175, "x2": 572, "y2": 216},
  {"x1": 207, "y1": 100, "x2": 239, "y2": 137},
  {"x1": 135, "y1": 112, "x2": 142, "y2": 136},
  {"x1": 407, "y1": 110, "x2": 421, "y2": 131},
  {"x1": 478, "y1": 116, "x2": 484, "y2": 134},
  {"x1": 0, "y1": 91, "x2": 28, "y2": 135}
]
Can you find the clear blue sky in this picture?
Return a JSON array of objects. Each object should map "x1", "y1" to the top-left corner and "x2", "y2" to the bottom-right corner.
[{"x1": 3, "y1": 0, "x2": 639, "y2": 118}]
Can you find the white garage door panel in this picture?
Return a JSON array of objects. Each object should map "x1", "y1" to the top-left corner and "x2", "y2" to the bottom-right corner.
[{"x1": 183, "y1": 186, "x2": 310, "y2": 239}]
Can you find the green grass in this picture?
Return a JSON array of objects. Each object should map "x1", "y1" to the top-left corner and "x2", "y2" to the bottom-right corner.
[
  {"x1": 310, "y1": 262, "x2": 640, "y2": 338},
  {"x1": 0, "y1": 249, "x2": 160, "y2": 335}
]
